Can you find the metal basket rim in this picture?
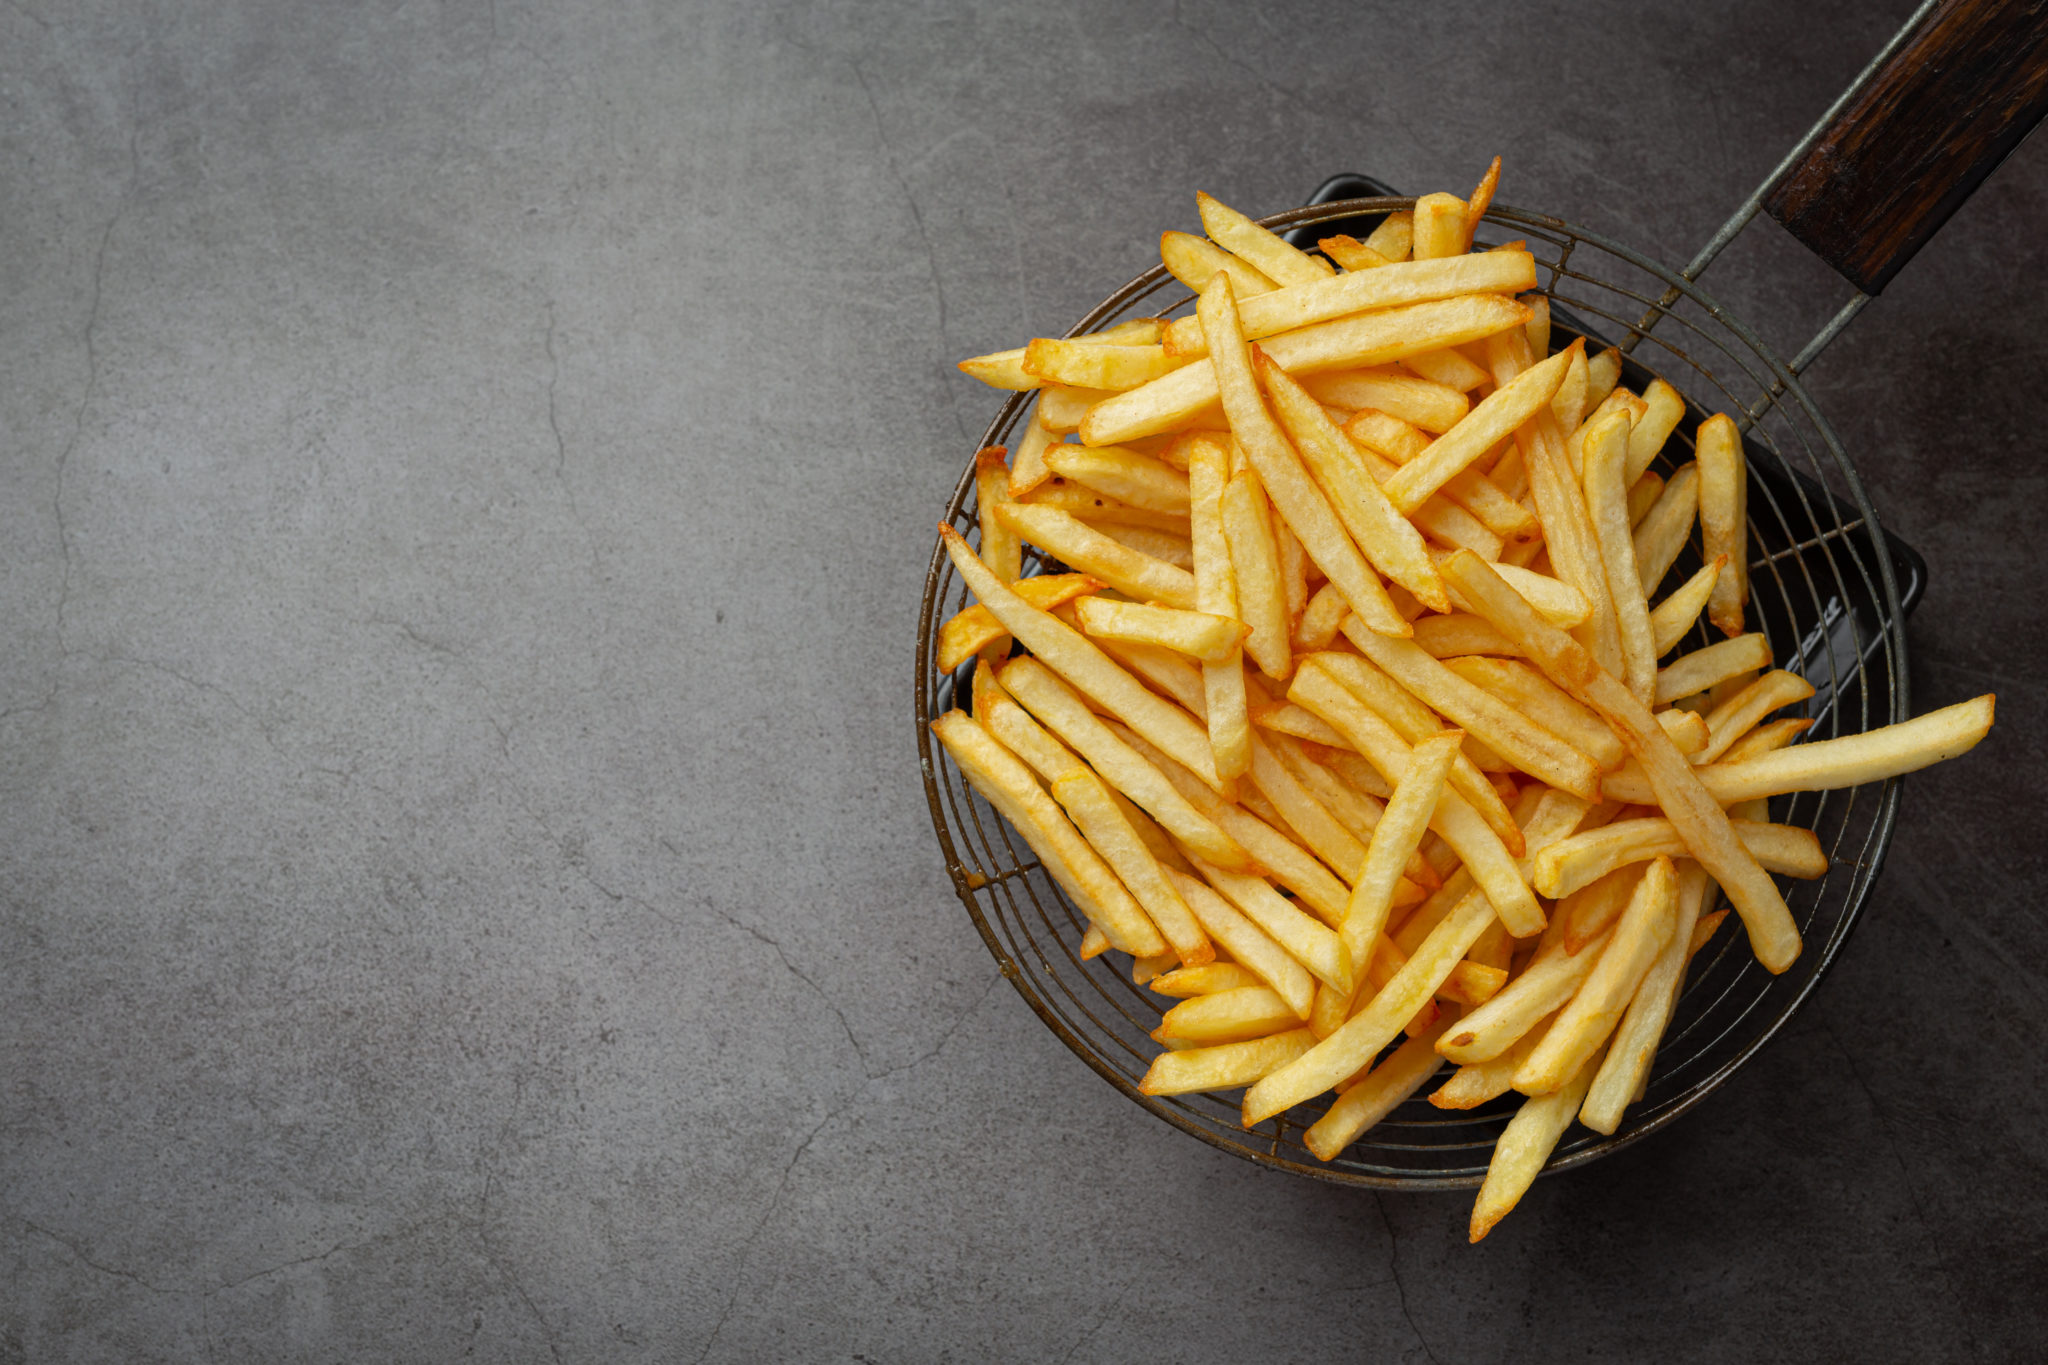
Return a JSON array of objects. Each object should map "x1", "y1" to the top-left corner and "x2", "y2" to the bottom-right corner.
[{"x1": 914, "y1": 195, "x2": 1909, "y2": 1190}]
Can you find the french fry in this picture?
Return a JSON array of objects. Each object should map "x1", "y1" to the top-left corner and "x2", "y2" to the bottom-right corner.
[
  {"x1": 1697, "y1": 413, "x2": 1748, "y2": 636},
  {"x1": 1195, "y1": 857, "x2": 1353, "y2": 994},
  {"x1": 1411, "y1": 192, "x2": 1467, "y2": 260},
  {"x1": 1626, "y1": 469, "x2": 1665, "y2": 527},
  {"x1": 1469, "y1": 1047, "x2": 1604, "y2": 1242},
  {"x1": 1073, "y1": 597, "x2": 1249, "y2": 664},
  {"x1": 1052, "y1": 769, "x2": 1213, "y2": 966},
  {"x1": 1197, "y1": 190, "x2": 1335, "y2": 287},
  {"x1": 1656, "y1": 633, "x2": 1773, "y2": 706},
  {"x1": 1166, "y1": 870, "x2": 1316, "y2": 1019},
  {"x1": 1339, "y1": 732, "x2": 1464, "y2": 993},
  {"x1": 938, "y1": 573, "x2": 1106, "y2": 674},
  {"x1": 1160, "y1": 229, "x2": 1278, "y2": 298},
  {"x1": 1624, "y1": 379, "x2": 1685, "y2": 482},
  {"x1": 931, "y1": 710, "x2": 1166, "y2": 956},
  {"x1": 1632, "y1": 462, "x2": 1700, "y2": 596},
  {"x1": 1464, "y1": 156, "x2": 1502, "y2": 250},
  {"x1": 1018, "y1": 475, "x2": 1191, "y2": 533},
  {"x1": 1154, "y1": 985, "x2": 1300, "y2": 1044},
  {"x1": 1303, "y1": 368, "x2": 1470, "y2": 433},
  {"x1": 974, "y1": 446, "x2": 1024, "y2": 583},
  {"x1": 1648, "y1": 556, "x2": 1725, "y2": 656},
  {"x1": 997, "y1": 502, "x2": 1198, "y2": 608},
  {"x1": 1042, "y1": 443, "x2": 1192, "y2": 515},
  {"x1": 1037, "y1": 385, "x2": 1119, "y2": 434},
  {"x1": 1148, "y1": 961, "x2": 1263, "y2": 998},
  {"x1": 1579, "y1": 860, "x2": 1715, "y2": 1133},
  {"x1": 1404, "y1": 345, "x2": 1492, "y2": 392},
  {"x1": 1534, "y1": 814, "x2": 1824, "y2": 900},
  {"x1": 1025, "y1": 338, "x2": 1184, "y2": 391},
  {"x1": 1092, "y1": 522, "x2": 1193, "y2": 571},
  {"x1": 1549, "y1": 344, "x2": 1590, "y2": 434},
  {"x1": 1696, "y1": 669, "x2": 1815, "y2": 765},
  {"x1": 1438, "y1": 921, "x2": 1614, "y2": 1064},
  {"x1": 1439, "y1": 550, "x2": 1803, "y2": 973},
  {"x1": 1188, "y1": 435, "x2": 1252, "y2": 778},
  {"x1": 1414, "y1": 613, "x2": 1521, "y2": 658},
  {"x1": 1558, "y1": 861, "x2": 1645, "y2": 953},
  {"x1": 1261, "y1": 361, "x2": 1449, "y2": 611},
  {"x1": 1435, "y1": 556, "x2": 1592, "y2": 629},
  {"x1": 1430, "y1": 1009, "x2": 1560, "y2": 1109},
  {"x1": 1293, "y1": 581, "x2": 1350, "y2": 651},
  {"x1": 1580, "y1": 410, "x2": 1658, "y2": 706},
  {"x1": 1082, "y1": 295, "x2": 1533, "y2": 447},
  {"x1": 1008, "y1": 408, "x2": 1061, "y2": 497},
  {"x1": 1442, "y1": 656, "x2": 1625, "y2": 770},
  {"x1": 1383, "y1": 344, "x2": 1578, "y2": 514},
  {"x1": 1247, "y1": 735, "x2": 1369, "y2": 888},
  {"x1": 996, "y1": 655, "x2": 1249, "y2": 867},
  {"x1": 1140, "y1": 1026, "x2": 1318, "y2": 1096},
  {"x1": 1515, "y1": 857, "x2": 1677, "y2": 1094},
  {"x1": 1581, "y1": 346, "x2": 1622, "y2": 413},
  {"x1": 1318, "y1": 234, "x2": 1392, "y2": 271},
  {"x1": 1220, "y1": 465, "x2": 1294, "y2": 679},
  {"x1": 1363, "y1": 210, "x2": 1414, "y2": 262},
  {"x1": 1303, "y1": 1011, "x2": 1456, "y2": 1160},
  {"x1": 1721, "y1": 716, "x2": 1813, "y2": 765}
]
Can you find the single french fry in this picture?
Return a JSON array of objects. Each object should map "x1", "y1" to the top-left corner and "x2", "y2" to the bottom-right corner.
[
  {"x1": 1160, "y1": 229, "x2": 1278, "y2": 298},
  {"x1": 1248, "y1": 735, "x2": 1368, "y2": 887},
  {"x1": 1383, "y1": 344, "x2": 1578, "y2": 514},
  {"x1": 1091, "y1": 634, "x2": 1208, "y2": 717},
  {"x1": 1661, "y1": 708, "x2": 1711, "y2": 757},
  {"x1": 1195, "y1": 857, "x2": 1352, "y2": 994},
  {"x1": 1220, "y1": 465, "x2": 1293, "y2": 679},
  {"x1": 997, "y1": 501, "x2": 1197, "y2": 609},
  {"x1": 938, "y1": 573, "x2": 1106, "y2": 674},
  {"x1": 1025, "y1": 339, "x2": 1184, "y2": 391},
  {"x1": 1438, "y1": 921, "x2": 1614, "y2": 1064},
  {"x1": 1261, "y1": 361, "x2": 1450, "y2": 611},
  {"x1": 1364, "y1": 210, "x2": 1414, "y2": 262},
  {"x1": 1656, "y1": 633, "x2": 1773, "y2": 706},
  {"x1": 1464, "y1": 156, "x2": 1502, "y2": 249},
  {"x1": 931, "y1": 711, "x2": 1166, "y2": 955},
  {"x1": 1339, "y1": 419, "x2": 1508, "y2": 560},
  {"x1": 1052, "y1": 769, "x2": 1213, "y2": 966},
  {"x1": 1149, "y1": 961, "x2": 1263, "y2": 998},
  {"x1": 1340, "y1": 732, "x2": 1464, "y2": 987},
  {"x1": 1516, "y1": 857, "x2": 1677, "y2": 1094},
  {"x1": 1441, "y1": 656, "x2": 1625, "y2": 770},
  {"x1": 1721, "y1": 716, "x2": 1813, "y2": 765},
  {"x1": 1318, "y1": 234, "x2": 1392, "y2": 271},
  {"x1": 1007, "y1": 407, "x2": 1061, "y2": 497},
  {"x1": 1140, "y1": 1025, "x2": 1318, "y2": 1095},
  {"x1": 1197, "y1": 190, "x2": 1335, "y2": 287},
  {"x1": 1624, "y1": 379, "x2": 1686, "y2": 482},
  {"x1": 974, "y1": 446, "x2": 1024, "y2": 584},
  {"x1": 1468, "y1": 1046, "x2": 1603, "y2": 1242},
  {"x1": 1440, "y1": 550, "x2": 1803, "y2": 973},
  {"x1": 1166, "y1": 870, "x2": 1316, "y2": 1019},
  {"x1": 1037, "y1": 385, "x2": 1119, "y2": 434},
  {"x1": 1632, "y1": 462, "x2": 1700, "y2": 596},
  {"x1": 1074, "y1": 597, "x2": 1248, "y2": 665},
  {"x1": 1092, "y1": 523, "x2": 1192, "y2": 571},
  {"x1": 1303, "y1": 368, "x2": 1469, "y2": 433},
  {"x1": 1340, "y1": 625, "x2": 1603, "y2": 801},
  {"x1": 1187, "y1": 435, "x2": 1253, "y2": 779},
  {"x1": 1430, "y1": 1009, "x2": 1560, "y2": 1109},
  {"x1": 1581, "y1": 410, "x2": 1658, "y2": 706},
  {"x1": 1697, "y1": 413, "x2": 1748, "y2": 636},
  {"x1": 1154, "y1": 985, "x2": 1300, "y2": 1044},
  {"x1": 1581, "y1": 346, "x2": 1622, "y2": 412},
  {"x1": 1696, "y1": 669, "x2": 1815, "y2": 764},
  {"x1": 1197, "y1": 276, "x2": 1410, "y2": 636},
  {"x1": 1414, "y1": 613, "x2": 1521, "y2": 659},
  {"x1": 1019, "y1": 476, "x2": 1191, "y2": 533},
  {"x1": 1579, "y1": 860, "x2": 1715, "y2": 1133},
  {"x1": 1534, "y1": 815, "x2": 1825, "y2": 900},
  {"x1": 1293, "y1": 580, "x2": 1351, "y2": 651},
  {"x1": 1626, "y1": 469, "x2": 1665, "y2": 527},
  {"x1": 1080, "y1": 295, "x2": 1533, "y2": 447},
  {"x1": 1648, "y1": 556, "x2": 1724, "y2": 656},
  {"x1": 1558, "y1": 862, "x2": 1646, "y2": 954},
  {"x1": 1303, "y1": 1011, "x2": 1455, "y2": 1160},
  {"x1": 1435, "y1": 555, "x2": 1593, "y2": 630},
  {"x1": 1042, "y1": 443, "x2": 1191, "y2": 515},
  {"x1": 1412, "y1": 192, "x2": 1467, "y2": 260},
  {"x1": 995, "y1": 655, "x2": 1249, "y2": 867}
]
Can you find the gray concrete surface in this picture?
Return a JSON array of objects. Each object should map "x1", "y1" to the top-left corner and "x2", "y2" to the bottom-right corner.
[{"x1": 2, "y1": 2, "x2": 2042, "y2": 1360}]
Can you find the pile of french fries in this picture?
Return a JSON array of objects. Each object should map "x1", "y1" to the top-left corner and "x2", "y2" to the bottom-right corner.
[{"x1": 932, "y1": 161, "x2": 1996, "y2": 1240}]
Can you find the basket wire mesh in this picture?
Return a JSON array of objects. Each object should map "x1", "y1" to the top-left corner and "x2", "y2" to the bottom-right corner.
[{"x1": 915, "y1": 197, "x2": 1909, "y2": 1189}]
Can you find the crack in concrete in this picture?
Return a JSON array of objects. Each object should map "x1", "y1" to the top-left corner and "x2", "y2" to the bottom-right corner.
[
  {"x1": 21, "y1": 1218, "x2": 177, "y2": 1295},
  {"x1": 1371, "y1": 1192, "x2": 1442, "y2": 1365},
  {"x1": 1057, "y1": 1267, "x2": 1137, "y2": 1363},
  {"x1": 693, "y1": 1106, "x2": 838, "y2": 1365}
]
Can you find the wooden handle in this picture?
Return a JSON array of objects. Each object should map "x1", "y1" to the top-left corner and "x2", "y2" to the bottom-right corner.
[{"x1": 1763, "y1": 0, "x2": 2048, "y2": 294}]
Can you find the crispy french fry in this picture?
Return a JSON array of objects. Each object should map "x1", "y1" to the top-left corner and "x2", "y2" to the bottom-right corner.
[
  {"x1": 1412, "y1": 192, "x2": 1467, "y2": 260},
  {"x1": 1384, "y1": 344, "x2": 1578, "y2": 514},
  {"x1": 1148, "y1": 962, "x2": 1263, "y2": 998},
  {"x1": 1154, "y1": 985, "x2": 1300, "y2": 1044},
  {"x1": 1303, "y1": 368, "x2": 1470, "y2": 433},
  {"x1": 1438, "y1": 921, "x2": 1613, "y2": 1064},
  {"x1": 1439, "y1": 550, "x2": 1802, "y2": 973},
  {"x1": 1697, "y1": 413, "x2": 1748, "y2": 636},
  {"x1": 1318, "y1": 234, "x2": 1392, "y2": 271},
  {"x1": 1414, "y1": 612, "x2": 1521, "y2": 658},
  {"x1": 1220, "y1": 465, "x2": 1293, "y2": 679},
  {"x1": 1025, "y1": 339, "x2": 1184, "y2": 391},
  {"x1": 1340, "y1": 732, "x2": 1464, "y2": 987},
  {"x1": 1624, "y1": 379, "x2": 1685, "y2": 482},
  {"x1": 1430, "y1": 1009, "x2": 1560, "y2": 1109},
  {"x1": 1166, "y1": 870, "x2": 1316, "y2": 1019},
  {"x1": 1581, "y1": 346, "x2": 1621, "y2": 411},
  {"x1": 1468, "y1": 1046, "x2": 1603, "y2": 1242},
  {"x1": 974, "y1": 446, "x2": 1024, "y2": 584},
  {"x1": 1721, "y1": 716, "x2": 1813, "y2": 764},
  {"x1": 1074, "y1": 598, "x2": 1248, "y2": 664},
  {"x1": 1436, "y1": 555, "x2": 1592, "y2": 629},
  {"x1": 1195, "y1": 857, "x2": 1352, "y2": 994},
  {"x1": 1558, "y1": 861, "x2": 1645, "y2": 953},
  {"x1": 1648, "y1": 556, "x2": 1724, "y2": 656},
  {"x1": 938, "y1": 573, "x2": 1106, "y2": 674},
  {"x1": 1140, "y1": 1025, "x2": 1318, "y2": 1095},
  {"x1": 1248, "y1": 734, "x2": 1368, "y2": 887},
  {"x1": 1464, "y1": 157, "x2": 1502, "y2": 249},
  {"x1": 1303, "y1": 1010, "x2": 1455, "y2": 1160},
  {"x1": 1442, "y1": 655, "x2": 1625, "y2": 770},
  {"x1": 1364, "y1": 211, "x2": 1414, "y2": 262},
  {"x1": 1581, "y1": 410, "x2": 1658, "y2": 706},
  {"x1": 1042, "y1": 443, "x2": 1191, "y2": 515},
  {"x1": 1160, "y1": 229, "x2": 1278, "y2": 298},
  {"x1": 1632, "y1": 462, "x2": 1700, "y2": 596},
  {"x1": 1404, "y1": 345, "x2": 1492, "y2": 392},
  {"x1": 1188, "y1": 435, "x2": 1252, "y2": 778},
  {"x1": 1661, "y1": 708, "x2": 1711, "y2": 757},
  {"x1": 1534, "y1": 815, "x2": 1824, "y2": 900},
  {"x1": 1018, "y1": 476, "x2": 1190, "y2": 533},
  {"x1": 1092, "y1": 523, "x2": 1193, "y2": 571},
  {"x1": 1579, "y1": 860, "x2": 1715, "y2": 1133},
  {"x1": 1038, "y1": 385, "x2": 1119, "y2": 434},
  {"x1": 1695, "y1": 669, "x2": 1814, "y2": 764},
  {"x1": 997, "y1": 502, "x2": 1198, "y2": 609},
  {"x1": 1627, "y1": 469, "x2": 1665, "y2": 527},
  {"x1": 1052, "y1": 769, "x2": 1213, "y2": 966},
  {"x1": 1656, "y1": 633, "x2": 1773, "y2": 706},
  {"x1": 1515, "y1": 857, "x2": 1676, "y2": 1094},
  {"x1": 1197, "y1": 191, "x2": 1335, "y2": 287},
  {"x1": 1082, "y1": 295, "x2": 1533, "y2": 447},
  {"x1": 1293, "y1": 580, "x2": 1350, "y2": 651},
  {"x1": 1007, "y1": 407, "x2": 1061, "y2": 497}
]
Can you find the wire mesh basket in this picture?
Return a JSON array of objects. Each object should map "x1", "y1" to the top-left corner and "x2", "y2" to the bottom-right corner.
[{"x1": 914, "y1": 195, "x2": 1914, "y2": 1189}]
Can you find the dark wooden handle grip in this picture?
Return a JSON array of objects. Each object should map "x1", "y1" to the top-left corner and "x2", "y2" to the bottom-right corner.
[{"x1": 1763, "y1": 0, "x2": 2048, "y2": 293}]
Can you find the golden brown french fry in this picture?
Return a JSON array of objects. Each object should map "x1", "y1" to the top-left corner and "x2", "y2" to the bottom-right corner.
[
  {"x1": 1468, "y1": 1046, "x2": 1603, "y2": 1242},
  {"x1": 1042, "y1": 443, "x2": 1191, "y2": 515},
  {"x1": 1661, "y1": 708, "x2": 1712, "y2": 757},
  {"x1": 974, "y1": 446, "x2": 1024, "y2": 584},
  {"x1": 1441, "y1": 656, "x2": 1625, "y2": 770},
  {"x1": 1624, "y1": 379, "x2": 1685, "y2": 482},
  {"x1": 1632, "y1": 462, "x2": 1699, "y2": 596},
  {"x1": 1303, "y1": 1011, "x2": 1455, "y2": 1160},
  {"x1": 1434, "y1": 555, "x2": 1592, "y2": 629},
  {"x1": 1648, "y1": 556, "x2": 1724, "y2": 656},
  {"x1": 1303, "y1": 368, "x2": 1469, "y2": 433},
  {"x1": 1626, "y1": 469, "x2": 1665, "y2": 528},
  {"x1": 1384, "y1": 344, "x2": 1578, "y2": 514},
  {"x1": 1220, "y1": 466, "x2": 1293, "y2": 679},
  {"x1": 1140, "y1": 1026, "x2": 1318, "y2": 1095},
  {"x1": 1195, "y1": 857, "x2": 1352, "y2": 994},
  {"x1": 1580, "y1": 410, "x2": 1658, "y2": 706},
  {"x1": 1289, "y1": 661, "x2": 1543, "y2": 935},
  {"x1": 1411, "y1": 192, "x2": 1466, "y2": 260},
  {"x1": 1154, "y1": 985, "x2": 1299, "y2": 1044},
  {"x1": 1364, "y1": 210, "x2": 1414, "y2": 262},
  {"x1": 1052, "y1": 769, "x2": 1212, "y2": 966},
  {"x1": 1696, "y1": 669, "x2": 1814, "y2": 764},
  {"x1": 1340, "y1": 732, "x2": 1464, "y2": 986},
  {"x1": 1697, "y1": 413, "x2": 1748, "y2": 636},
  {"x1": 1148, "y1": 961, "x2": 1263, "y2": 998},
  {"x1": 1081, "y1": 295, "x2": 1532, "y2": 447},
  {"x1": 1007, "y1": 407, "x2": 1061, "y2": 497},
  {"x1": 1091, "y1": 634, "x2": 1208, "y2": 717},
  {"x1": 1019, "y1": 475, "x2": 1191, "y2": 533},
  {"x1": 1414, "y1": 613, "x2": 1521, "y2": 659},
  {"x1": 1318, "y1": 234, "x2": 1392, "y2": 271},
  {"x1": 1721, "y1": 716, "x2": 1813, "y2": 765},
  {"x1": 1197, "y1": 190, "x2": 1334, "y2": 287},
  {"x1": 1293, "y1": 581, "x2": 1350, "y2": 651},
  {"x1": 1166, "y1": 870, "x2": 1316, "y2": 1019},
  {"x1": 1073, "y1": 598, "x2": 1248, "y2": 665},
  {"x1": 1091, "y1": 523, "x2": 1193, "y2": 571},
  {"x1": 997, "y1": 502, "x2": 1198, "y2": 609},
  {"x1": 1430, "y1": 1009, "x2": 1560, "y2": 1109},
  {"x1": 1578, "y1": 860, "x2": 1714, "y2": 1133},
  {"x1": 1438, "y1": 917, "x2": 1613, "y2": 1064},
  {"x1": 1160, "y1": 229, "x2": 1278, "y2": 298},
  {"x1": 1025, "y1": 339, "x2": 1184, "y2": 391},
  {"x1": 938, "y1": 573, "x2": 1106, "y2": 674},
  {"x1": 1403, "y1": 345, "x2": 1492, "y2": 392},
  {"x1": 1464, "y1": 156, "x2": 1502, "y2": 249},
  {"x1": 1247, "y1": 735, "x2": 1368, "y2": 888},
  {"x1": 1188, "y1": 435, "x2": 1252, "y2": 779},
  {"x1": 1656, "y1": 633, "x2": 1773, "y2": 706},
  {"x1": 1196, "y1": 275, "x2": 1411, "y2": 636},
  {"x1": 1534, "y1": 815, "x2": 1824, "y2": 900},
  {"x1": 1439, "y1": 550, "x2": 1803, "y2": 973},
  {"x1": 1340, "y1": 626, "x2": 1603, "y2": 801},
  {"x1": 1261, "y1": 361, "x2": 1450, "y2": 611},
  {"x1": 931, "y1": 710, "x2": 1166, "y2": 956},
  {"x1": 994, "y1": 655, "x2": 1249, "y2": 866},
  {"x1": 1037, "y1": 385, "x2": 1119, "y2": 434},
  {"x1": 1516, "y1": 857, "x2": 1676, "y2": 1094}
]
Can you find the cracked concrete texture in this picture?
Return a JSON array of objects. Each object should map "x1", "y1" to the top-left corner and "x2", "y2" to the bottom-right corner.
[{"x1": 1, "y1": 0, "x2": 2042, "y2": 1360}]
